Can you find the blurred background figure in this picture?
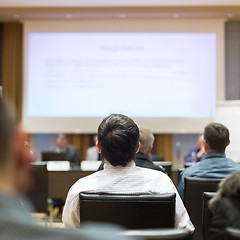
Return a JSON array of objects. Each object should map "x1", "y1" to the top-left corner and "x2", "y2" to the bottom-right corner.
[
  {"x1": 136, "y1": 128, "x2": 166, "y2": 173},
  {"x1": 185, "y1": 135, "x2": 205, "y2": 163},
  {"x1": 56, "y1": 134, "x2": 81, "y2": 167},
  {"x1": 85, "y1": 135, "x2": 101, "y2": 161},
  {"x1": 209, "y1": 171, "x2": 240, "y2": 240}
]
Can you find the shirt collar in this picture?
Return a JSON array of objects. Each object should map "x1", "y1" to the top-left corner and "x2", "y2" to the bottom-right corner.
[
  {"x1": 104, "y1": 160, "x2": 136, "y2": 170},
  {"x1": 201, "y1": 152, "x2": 226, "y2": 161}
]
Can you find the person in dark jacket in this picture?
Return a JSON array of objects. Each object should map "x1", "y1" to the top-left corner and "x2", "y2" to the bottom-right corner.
[
  {"x1": 136, "y1": 128, "x2": 165, "y2": 173},
  {"x1": 208, "y1": 171, "x2": 240, "y2": 240}
]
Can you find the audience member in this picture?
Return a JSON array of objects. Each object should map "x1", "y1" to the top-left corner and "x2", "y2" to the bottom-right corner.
[
  {"x1": 208, "y1": 171, "x2": 240, "y2": 240},
  {"x1": 97, "y1": 128, "x2": 166, "y2": 173},
  {"x1": 178, "y1": 122, "x2": 240, "y2": 200},
  {"x1": 56, "y1": 134, "x2": 81, "y2": 167},
  {"x1": 135, "y1": 128, "x2": 165, "y2": 173},
  {"x1": 185, "y1": 135, "x2": 205, "y2": 163},
  {"x1": 62, "y1": 114, "x2": 194, "y2": 232},
  {"x1": 85, "y1": 135, "x2": 100, "y2": 160},
  {"x1": 0, "y1": 99, "x2": 132, "y2": 240}
]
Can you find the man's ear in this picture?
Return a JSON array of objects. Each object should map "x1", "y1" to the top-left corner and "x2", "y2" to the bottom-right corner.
[
  {"x1": 96, "y1": 140, "x2": 101, "y2": 153},
  {"x1": 203, "y1": 139, "x2": 209, "y2": 152},
  {"x1": 227, "y1": 139, "x2": 230, "y2": 146},
  {"x1": 15, "y1": 126, "x2": 33, "y2": 168},
  {"x1": 147, "y1": 145, "x2": 153, "y2": 154},
  {"x1": 136, "y1": 142, "x2": 141, "y2": 153}
]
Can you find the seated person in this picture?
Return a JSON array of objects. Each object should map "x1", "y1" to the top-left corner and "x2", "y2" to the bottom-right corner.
[
  {"x1": 0, "y1": 98, "x2": 132, "y2": 240},
  {"x1": 85, "y1": 135, "x2": 101, "y2": 161},
  {"x1": 97, "y1": 128, "x2": 166, "y2": 173},
  {"x1": 62, "y1": 114, "x2": 194, "y2": 232},
  {"x1": 135, "y1": 128, "x2": 166, "y2": 173},
  {"x1": 209, "y1": 171, "x2": 240, "y2": 240},
  {"x1": 56, "y1": 134, "x2": 81, "y2": 167},
  {"x1": 185, "y1": 135, "x2": 205, "y2": 163},
  {"x1": 178, "y1": 122, "x2": 240, "y2": 200}
]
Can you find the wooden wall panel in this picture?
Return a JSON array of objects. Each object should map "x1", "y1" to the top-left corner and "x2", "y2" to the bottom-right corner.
[
  {"x1": 154, "y1": 134, "x2": 173, "y2": 162},
  {"x1": 2, "y1": 22, "x2": 22, "y2": 122},
  {"x1": 66, "y1": 134, "x2": 90, "y2": 160}
]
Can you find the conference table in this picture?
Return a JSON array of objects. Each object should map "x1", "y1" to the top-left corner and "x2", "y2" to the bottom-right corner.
[
  {"x1": 48, "y1": 170, "x2": 94, "y2": 199},
  {"x1": 48, "y1": 161, "x2": 101, "y2": 200}
]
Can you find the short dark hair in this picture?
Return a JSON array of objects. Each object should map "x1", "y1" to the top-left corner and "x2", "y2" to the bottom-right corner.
[
  {"x1": 98, "y1": 114, "x2": 139, "y2": 167},
  {"x1": 0, "y1": 98, "x2": 16, "y2": 168},
  {"x1": 204, "y1": 122, "x2": 229, "y2": 152}
]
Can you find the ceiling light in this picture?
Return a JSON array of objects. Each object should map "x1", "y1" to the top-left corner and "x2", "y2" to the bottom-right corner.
[
  {"x1": 65, "y1": 14, "x2": 73, "y2": 19},
  {"x1": 13, "y1": 15, "x2": 20, "y2": 19},
  {"x1": 172, "y1": 14, "x2": 180, "y2": 18},
  {"x1": 119, "y1": 14, "x2": 126, "y2": 18}
]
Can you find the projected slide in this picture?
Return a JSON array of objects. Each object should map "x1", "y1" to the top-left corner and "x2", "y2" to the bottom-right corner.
[{"x1": 27, "y1": 33, "x2": 216, "y2": 118}]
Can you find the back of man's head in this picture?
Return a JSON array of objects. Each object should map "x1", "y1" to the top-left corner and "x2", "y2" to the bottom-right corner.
[
  {"x1": 203, "y1": 122, "x2": 229, "y2": 153},
  {"x1": 139, "y1": 128, "x2": 154, "y2": 154},
  {"x1": 0, "y1": 99, "x2": 16, "y2": 170},
  {"x1": 98, "y1": 114, "x2": 139, "y2": 167}
]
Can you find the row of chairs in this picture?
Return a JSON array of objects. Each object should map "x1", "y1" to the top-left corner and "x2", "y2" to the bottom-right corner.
[
  {"x1": 79, "y1": 191, "x2": 240, "y2": 240},
  {"x1": 122, "y1": 228, "x2": 240, "y2": 240},
  {"x1": 27, "y1": 163, "x2": 240, "y2": 240},
  {"x1": 184, "y1": 177, "x2": 221, "y2": 240}
]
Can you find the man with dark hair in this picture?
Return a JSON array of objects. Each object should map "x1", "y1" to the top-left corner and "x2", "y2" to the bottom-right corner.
[
  {"x1": 178, "y1": 122, "x2": 240, "y2": 200},
  {"x1": 63, "y1": 114, "x2": 194, "y2": 232},
  {"x1": 0, "y1": 99, "x2": 134, "y2": 240}
]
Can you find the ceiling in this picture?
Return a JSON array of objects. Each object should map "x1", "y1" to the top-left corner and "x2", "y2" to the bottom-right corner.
[
  {"x1": 1, "y1": 1, "x2": 240, "y2": 21},
  {"x1": 0, "y1": 0, "x2": 240, "y2": 7}
]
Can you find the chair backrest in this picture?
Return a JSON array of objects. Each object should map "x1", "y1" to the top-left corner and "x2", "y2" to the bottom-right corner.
[
  {"x1": 202, "y1": 192, "x2": 216, "y2": 240},
  {"x1": 227, "y1": 228, "x2": 240, "y2": 240},
  {"x1": 151, "y1": 154, "x2": 164, "y2": 162},
  {"x1": 26, "y1": 162, "x2": 48, "y2": 213},
  {"x1": 122, "y1": 229, "x2": 192, "y2": 240},
  {"x1": 184, "y1": 177, "x2": 221, "y2": 240},
  {"x1": 154, "y1": 162, "x2": 172, "y2": 178},
  {"x1": 80, "y1": 193, "x2": 176, "y2": 229}
]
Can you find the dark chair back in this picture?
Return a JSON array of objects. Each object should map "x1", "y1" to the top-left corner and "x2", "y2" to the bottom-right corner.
[
  {"x1": 151, "y1": 154, "x2": 164, "y2": 162},
  {"x1": 154, "y1": 162, "x2": 172, "y2": 178},
  {"x1": 80, "y1": 193, "x2": 176, "y2": 229},
  {"x1": 202, "y1": 192, "x2": 216, "y2": 240},
  {"x1": 227, "y1": 228, "x2": 240, "y2": 240},
  {"x1": 27, "y1": 162, "x2": 48, "y2": 213},
  {"x1": 122, "y1": 229, "x2": 192, "y2": 240},
  {"x1": 184, "y1": 177, "x2": 221, "y2": 240}
]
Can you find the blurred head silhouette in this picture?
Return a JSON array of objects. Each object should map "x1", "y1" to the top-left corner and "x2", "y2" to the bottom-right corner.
[{"x1": 0, "y1": 98, "x2": 34, "y2": 195}]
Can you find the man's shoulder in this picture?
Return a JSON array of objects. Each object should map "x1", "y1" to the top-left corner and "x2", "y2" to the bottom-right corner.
[
  {"x1": 67, "y1": 171, "x2": 102, "y2": 198},
  {"x1": 137, "y1": 166, "x2": 170, "y2": 180},
  {"x1": 67, "y1": 144, "x2": 77, "y2": 151}
]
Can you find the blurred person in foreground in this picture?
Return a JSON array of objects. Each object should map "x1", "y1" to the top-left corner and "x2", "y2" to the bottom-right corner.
[
  {"x1": 62, "y1": 113, "x2": 194, "y2": 232},
  {"x1": 0, "y1": 99, "x2": 134, "y2": 240},
  {"x1": 209, "y1": 171, "x2": 240, "y2": 240},
  {"x1": 178, "y1": 122, "x2": 240, "y2": 200}
]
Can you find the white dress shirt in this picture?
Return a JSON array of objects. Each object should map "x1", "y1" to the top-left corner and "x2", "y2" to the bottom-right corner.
[{"x1": 62, "y1": 161, "x2": 194, "y2": 232}]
